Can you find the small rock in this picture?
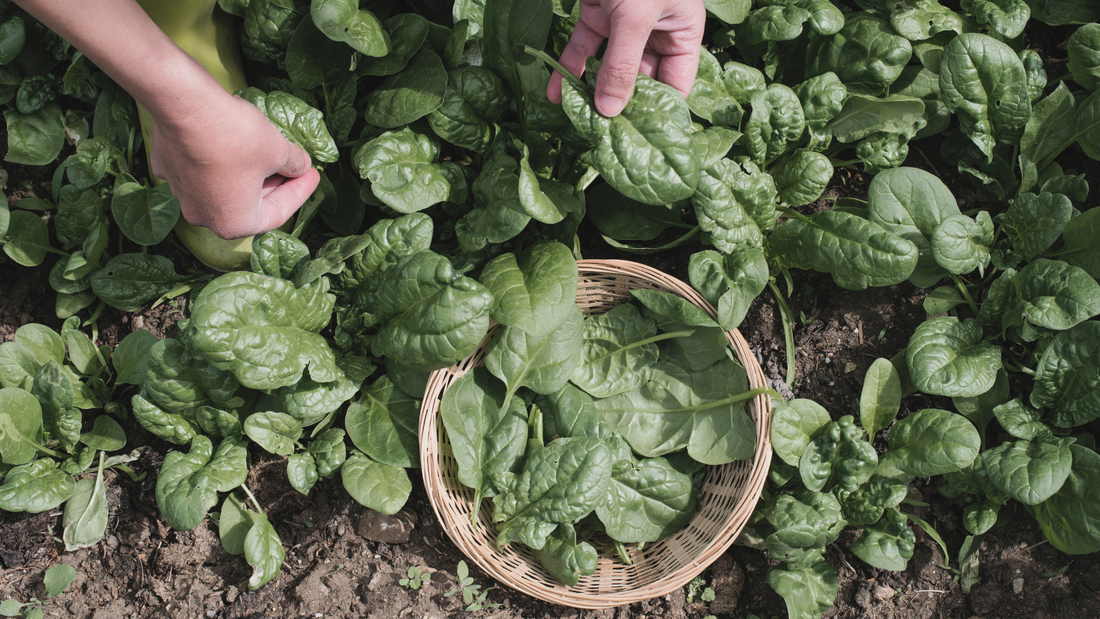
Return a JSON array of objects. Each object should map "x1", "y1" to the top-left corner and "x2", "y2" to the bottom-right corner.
[
  {"x1": 874, "y1": 586, "x2": 895, "y2": 601},
  {"x1": 1012, "y1": 578, "x2": 1024, "y2": 594},
  {"x1": 357, "y1": 510, "x2": 418, "y2": 544}
]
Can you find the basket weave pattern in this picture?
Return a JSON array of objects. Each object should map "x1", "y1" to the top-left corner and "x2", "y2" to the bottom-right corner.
[{"x1": 419, "y1": 260, "x2": 773, "y2": 608}]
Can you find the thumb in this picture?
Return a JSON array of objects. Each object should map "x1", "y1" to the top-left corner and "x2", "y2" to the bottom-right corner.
[
  {"x1": 273, "y1": 140, "x2": 314, "y2": 179},
  {"x1": 258, "y1": 168, "x2": 320, "y2": 231}
]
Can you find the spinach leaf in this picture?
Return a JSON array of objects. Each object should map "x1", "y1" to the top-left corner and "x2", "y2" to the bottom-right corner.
[
  {"x1": 493, "y1": 437, "x2": 612, "y2": 550},
  {"x1": 439, "y1": 367, "x2": 527, "y2": 514},
  {"x1": 595, "y1": 454, "x2": 697, "y2": 543},
  {"x1": 238, "y1": 88, "x2": 339, "y2": 163},
  {"x1": 346, "y1": 376, "x2": 421, "y2": 469},
  {"x1": 771, "y1": 398, "x2": 832, "y2": 468},
  {"x1": 245, "y1": 513, "x2": 285, "y2": 589},
  {"x1": 90, "y1": 253, "x2": 190, "y2": 312},
  {"x1": 110, "y1": 181, "x2": 180, "y2": 246},
  {"x1": 340, "y1": 451, "x2": 412, "y2": 515},
  {"x1": 570, "y1": 302, "x2": 660, "y2": 398},
  {"x1": 485, "y1": 305, "x2": 585, "y2": 398},
  {"x1": 354, "y1": 128, "x2": 463, "y2": 214},
  {"x1": 155, "y1": 435, "x2": 248, "y2": 531},
  {"x1": 983, "y1": 436, "x2": 1074, "y2": 505},
  {"x1": 1031, "y1": 321, "x2": 1100, "y2": 427},
  {"x1": 188, "y1": 272, "x2": 338, "y2": 390},
  {"x1": 1012, "y1": 259, "x2": 1100, "y2": 331},
  {"x1": 1000, "y1": 192, "x2": 1073, "y2": 261},
  {"x1": 689, "y1": 248, "x2": 769, "y2": 330},
  {"x1": 479, "y1": 240, "x2": 579, "y2": 340},
  {"x1": 530, "y1": 523, "x2": 597, "y2": 587},
  {"x1": 364, "y1": 48, "x2": 447, "y2": 128},
  {"x1": 0, "y1": 459, "x2": 75, "y2": 513},
  {"x1": 4, "y1": 102, "x2": 65, "y2": 165},
  {"x1": 368, "y1": 251, "x2": 493, "y2": 371},
  {"x1": 850, "y1": 508, "x2": 916, "y2": 571},
  {"x1": 0, "y1": 387, "x2": 43, "y2": 465},
  {"x1": 800, "y1": 416, "x2": 878, "y2": 492},
  {"x1": 879, "y1": 408, "x2": 980, "y2": 478},
  {"x1": 561, "y1": 74, "x2": 700, "y2": 206},
  {"x1": 906, "y1": 317, "x2": 1001, "y2": 398},
  {"x1": 310, "y1": 0, "x2": 389, "y2": 57},
  {"x1": 62, "y1": 453, "x2": 107, "y2": 551},
  {"x1": 243, "y1": 412, "x2": 302, "y2": 456},
  {"x1": 768, "y1": 562, "x2": 839, "y2": 619},
  {"x1": 1032, "y1": 444, "x2": 1100, "y2": 554},
  {"x1": 598, "y1": 357, "x2": 757, "y2": 465}
]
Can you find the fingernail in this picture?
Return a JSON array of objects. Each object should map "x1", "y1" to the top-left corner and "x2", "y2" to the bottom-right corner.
[{"x1": 595, "y1": 94, "x2": 626, "y2": 117}]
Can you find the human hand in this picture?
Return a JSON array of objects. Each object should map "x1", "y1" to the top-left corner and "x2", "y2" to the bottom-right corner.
[
  {"x1": 547, "y1": 0, "x2": 706, "y2": 117},
  {"x1": 147, "y1": 89, "x2": 320, "y2": 240}
]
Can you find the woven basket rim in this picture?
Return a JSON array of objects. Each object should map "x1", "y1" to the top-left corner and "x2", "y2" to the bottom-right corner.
[{"x1": 419, "y1": 259, "x2": 773, "y2": 608}]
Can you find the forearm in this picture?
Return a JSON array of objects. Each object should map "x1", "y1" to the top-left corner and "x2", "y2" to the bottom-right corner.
[{"x1": 11, "y1": 0, "x2": 227, "y2": 127}]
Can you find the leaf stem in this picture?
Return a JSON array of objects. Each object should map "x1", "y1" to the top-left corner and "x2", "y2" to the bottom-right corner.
[
  {"x1": 767, "y1": 280, "x2": 798, "y2": 386},
  {"x1": 523, "y1": 46, "x2": 591, "y2": 95},
  {"x1": 240, "y1": 483, "x2": 265, "y2": 515},
  {"x1": 949, "y1": 274, "x2": 981, "y2": 315}
]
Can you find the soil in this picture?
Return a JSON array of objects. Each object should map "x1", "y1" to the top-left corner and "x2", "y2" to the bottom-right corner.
[{"x1": 4, "y1": 24, "x2": 1100, "y2": 619}]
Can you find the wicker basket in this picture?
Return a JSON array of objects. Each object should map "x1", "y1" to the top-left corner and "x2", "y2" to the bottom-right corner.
[{"x1": 418, "y1": 260, "x2": 773, "y2": 609}]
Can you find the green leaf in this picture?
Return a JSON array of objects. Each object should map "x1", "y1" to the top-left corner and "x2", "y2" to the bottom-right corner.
[
  {"x1": 595, "y1": 454, "x2": 697, "y2": 543},
  {"x1": 368, "y1": 251, "x2": 493, "y2": 371},
  {"x1": 1068, "y1": 22, "x2": 1100, "y2": 90},
  {"x1": 799, "y1": 416, "x2": 878, "y2": 492},
  {"x1": 930, "y1": 212, "x2": 992, "y2": 275},
  {"x1": 689, "y1": 248, "x2": 769, "y2": 331},
  {"x1": 439, "y1": 367, "x2": 527, "y2": 511},
  {"x1": 479, "y1": 240, "x2": 579, "y2": 340},
  {"x1": 354, "y1": 128, "x2": 460, "y2": 214},
  {"x1": 218, "y1": 492, "x2": 256, "y2": 556},
  {"x1": 767, "y1": 562, "x2": 839, "y2": 619},
  {"x1": 772, "y1": 149, "x2": 833, "y2": 207},
  {"x1": 598, "y1": 357, "x2": 757, "y2": 465},
  {"x1": 340, "y1": 451, "x2": 411, "y2": 515},
  {"x1": 1001, "y1": 192, "x2": 1073, "y2": 261},
  {"x1": 238, "y1": 88, "x2": 339, "y2": 163},
  {"x1": 767, "y1": 210, "x2": 918, "y2": 290},
  {"x1": 131, "y1": 393, "x2": 197, "y2": 445},
  {"x1": 4, "y1": 102, "x2": 65, "y2": 165},
  {"x1": 530, "y1": 523, "x2": 598, "y2": 587},
  {"x1": 345, "y1": 376, "x2": 421, "y2": 469},
  {"x1": 485, "y1": 305, "x2": 585, "y2": 398},
  {"x1": 561, "y1": 74, "x2": 700, "y2": 206},
  {"x1": 770, "y1": 398, "x2": 832, "y2": 468},
  {"x1": 570, "y1": 303, "x2": 660, "y2": 398},
  {"x1": 906, "y1": 317, "x2": 1001, "y2": 397},
  {"x1": 310, "y1": 0, "x2": 389, "y2": 56},
  {"x1": 364, "y1": 48, "x2": 447, "y2": 129},
  {"x1": 428, "y1": 66, "x2": 508, "y2": 152},
  {"x1": 110, "y1": 181, "x2": 181, "y2": 246},
  {"x1": 806, "y1": 14, "x2": 911, "y2": 96},
  {"x1": 860, "y1": 358, "x2": 901, "y2": 437},
  {"x1": 983, "y1": 436, "x2": 1074, "y2": 505},
  {"x1": 0, "y1": 387, "x2": 43, "y2": 465},
  {"x1": 0, "y1": 459, "x2": 75, "y2": 513},
  {"x1": 43, "y1": 564, "x2": 78, "y2": 598},
  {"x1": 112, "y1": 330, "x2": 160, "y2": 387},
  {"x1": 880, "y1": 408, "x2": 980, "y2": 478},
  {"x1": 32, "y1": 361, "x2": 80, "y2": 453},
  {"x1": 245, "y1": 513, "x2": 285, "y2": 589},
  {"x1": 1031, "y1": 321, "x2": 1100, "y2": 427},
  {"x1": 1061, "y1": 207, "x2": 1100, "y2": 280},
  {"x1": 939, "y1": 33, "x2": 1032, "y2": 158},
  {"x1": 826, "y1": 94, "x2": 926, "y2": 143},
  {"x1": 494, "y1": 437, "x2": 612, "y2": 550},
  {"x1": 90, "y1": 253, "x2": 189, "y2": 312},
  {"x1": 1013, "y1": 259, "x2": 1100, "y2": 331},
  {"x1": 62, "y1": 453, "x2": 108, "y2": 551},
  {"x1": 585, "y1": 183, "x2": 686, "y2": 242},
  {"x1": 80, "y1": 415, "x2": 126, "y2": 452},
  {"x1": 3, "y1": 210, "x2": 52, "y2": 267},
  {"x1": 850, "y1": 508, "x2": 916, "y2": 571},
  {"x1": 155, "y1": 435, "x2": 248, "y2": 531},
  {"x1": 1032, "y1": 444, "x2": 1100, "y2": 554},
  {"x1": 189, "y1": 272, "x2": 337, "y2": 390},
  {"x1": 482, "y1": 0, "x2": 552, "y2": 98},
  {"x1": 244, "y1": 412, "x2": 303, "y2": 456}
]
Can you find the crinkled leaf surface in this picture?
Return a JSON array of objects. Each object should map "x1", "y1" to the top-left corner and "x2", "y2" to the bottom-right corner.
[
  {"x1": 983, "y1": 436, "x2": 1074, "y2": 505},
  {"x1": 1001, "y1": 192, "x2": 1073, "y2": 261},
  {"x1": 368, "y1": 251, "x2": 493, "y2": 371},
  {"x1": 1013, "y1": 259, "x2": 1100, "y2": 331},
  {"x1": 595, "y1": 454, "x2": 697, "y2": 543},
  {"x1": 767, "y1": 210, "x2": 918, "y2": 290},
  {"x1": 90, "y1": 253, "x2": 188, "y2": 313},
  {"x1": 245, "y1": 512, "x2": 285, "y2": 590},
  {"x1": 880, "y1": 408, "x2": 980, "y2": 478},
  {"x1": 561, "y1": 75, "x2": 699, "y2": 206},
  {"x1": 155, "y1": 435, "x2": 248, "y2": 531},
  {"x1": 1031, "y1": 321, "x2": 1100, "y2": 427},
  {"x1": 346, "y1": 376, "x2": 420, "y2": 469},
  {"x1": 0, "y1": 387, "x2": 42, "y2": 465},
  {"x1": 530, "y1": 523, "x2": 597, "y2": 587},
  {"x1": 354, "y1": 128, "x2": 457, "y2": 215},
  {"x1": 688, "y1": 248, "x2": 769, "y2": 330},
  {"x1": 906, "y1": 317, "x2": 1001, "y2": 397},
  {"x1": 486, "y1": 305, "x2": 584, "y2": 398},
  {"x1": 364, "y1": 48, "x2": 446, "y2": 129},
  {"x1": 310, "y1": 0, "x2": 389, "y2": 57},
  {"x1": 570, "y1": 303, "x2": 659, "y2": 398},
  {"x1": 188, "y1": 272, "x2": 337, "y2": 390},
  {"x1": 340, "y1": 451, "x2": 411, "y2": 515},
  {"x1": 800, "y1": 416, "x2": 878, "y2": 492},
  {"x1": 0, "y1": 458, "x2": 74, "y2": 513},
  {"x1": 244, "y1": 412, "x2": 302, "y2": 456},
  {"x1": 479, "y1": 240, "x2": 578, "y2": 339},
  {"x1": 770, "y1": 398, "x2": 832, "y2": 468},
  {"x1": 494, "y1": 437, "x2": 612, "y2": 550},
  {"x1": 850, "y1": 508, "x2": 916, "y2": 571},
  {"x1": 930, "y1": 212, "x2": 992, "y2": 275},
  {"x1": 768, "y1": 562, "x2": 839, "y2": 619},
  {"x1": 238, "y1": 88, "x2": 338, "y2": 163}
]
